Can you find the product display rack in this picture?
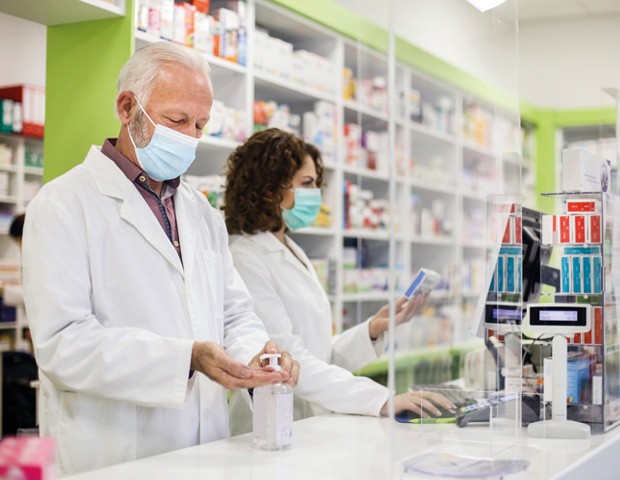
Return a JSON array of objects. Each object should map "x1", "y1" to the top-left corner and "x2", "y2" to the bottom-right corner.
[{"x1": 538, "y1": 191, "x2": 620, "y2": 432}]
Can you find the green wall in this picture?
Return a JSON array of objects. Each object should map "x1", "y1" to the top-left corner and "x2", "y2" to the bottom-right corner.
[{"x1": 44, "y1": 0, "x2": 134, "y2": 182}]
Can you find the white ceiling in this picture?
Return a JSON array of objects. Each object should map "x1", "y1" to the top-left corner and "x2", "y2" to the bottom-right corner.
[{"x1": 518, "y1": 0, "x2": 620, "y2": 24}]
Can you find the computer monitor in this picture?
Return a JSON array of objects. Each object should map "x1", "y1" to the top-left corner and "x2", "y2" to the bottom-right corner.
[{"x1": 521, "y1": 206, "x2": 554, "y2": 304}]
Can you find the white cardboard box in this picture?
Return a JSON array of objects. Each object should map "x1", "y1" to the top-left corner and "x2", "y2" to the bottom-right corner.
[{"x1": 561, "y1": 148, "x2": 611, "y2": 193}]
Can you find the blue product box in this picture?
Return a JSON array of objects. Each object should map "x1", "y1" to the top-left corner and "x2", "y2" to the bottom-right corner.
[
  {"x1": 499, "y1": 246, "x2": 521, "y2": 256},
  {"x1": 506, "y1": 256, "x2": 515, "y2": 292},
  {"x1": 497, "y1": 256, "x2": 505, "y2": 292},
  {"x1": 593, "y1": 256, "x2": 602, "y2": 294},
  {"x1": 572, "y1": 256, "x2": 582, "y2": 294},
  {"x1": 563, "y1": 246, "x2": 601, "y2": 256},
  {"x1": 582, "y1": 256, "x2": 592, "y2": 294},
  {"x1": 561, "y1": 256, "x2": 571, "y2": 293},
  {"x1": 567, "y1": 356, "x2": 590, "y2": 404}
]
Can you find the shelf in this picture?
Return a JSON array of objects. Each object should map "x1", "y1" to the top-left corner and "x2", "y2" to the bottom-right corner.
[
  {"x1": 199, "y1": 136, "x2": 240, "y2": 151},
  {"x1": 342, "y1": 165, "x2": 389, "y2": 181},
  {"x1": 254, "y1": 71, "x2": 336, "y2": 104},
  {"x1": 356, "y1": 338, "x2": 485, "y2": 376},
  {"x1": 343, "y1": 229, "x2": 390, "y2": 241},
  {"x1": 410, "y1": 121, "x2": 456, "y2": 143},
  {"x1": 462, "y1": 240, "x2": 488, "y2": 250},
  {"x1": 0, "y1": 0, "x2": 125, "y2": 26},
  {"x1": 343, "y1": 100, "x2": 388, "y2": 122},
  {"x1": 292, "y1": 226, "x2": 338, "y2": 236},
  {"x1": 0, "y1": 165, "x2": 18, "y2": 174},
  {"x1": 134, "y1": 30, "x2": 247, "y2": 75},
  {"x1": 410, "y1": 178, "x2": 457, "y2": 195},
  {"x1": 461, "y1": 189, "x2": 491, "y2": 202},
  {"x1": 0, "y1": 196, "x2": 18, "y2": 205},
  {"x1": 342, "y1": 292, "x2": 391, "y2": 303},
  {"x1": 24, "y1": 166, "x2": 44, "y2": 176},
  {"x1": 411, "y1": 235, "x2": 455, "y2": 246},
  {"x1": 461, "y1": 139, "x2": 498, "y2": 159}
]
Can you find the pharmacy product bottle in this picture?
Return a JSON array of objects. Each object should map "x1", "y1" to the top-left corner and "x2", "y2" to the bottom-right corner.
[{"x1": 252, "y1": 353, "x2": 293, "y2": 451}]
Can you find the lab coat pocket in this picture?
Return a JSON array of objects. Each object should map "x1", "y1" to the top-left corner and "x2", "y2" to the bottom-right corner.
[
  {"x1": 202, "y1": 250, "x2": 224, "y2": 341},
  {"x1": 57, "y1": 390, "x2": 137, "y2": 474}
]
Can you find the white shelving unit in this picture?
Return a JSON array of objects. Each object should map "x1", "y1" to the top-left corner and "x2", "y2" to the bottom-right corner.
[
  {"x1": 0, "y1": 133, "x2": 43, "y2": 252},
  {"x1": 3, "y1": 0, "x2": 526, "y2": 358},
  {"x1": 131, "y1": 0, "x2": 526, "y2": 357},
  {"x1": 0, "y1": 0, "x2": 125, "y2": 352}
]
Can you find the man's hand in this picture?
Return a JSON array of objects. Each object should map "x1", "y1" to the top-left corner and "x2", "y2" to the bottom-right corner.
[{"x1": 190, "y1": 340, "x2": 299, "y2": 390}]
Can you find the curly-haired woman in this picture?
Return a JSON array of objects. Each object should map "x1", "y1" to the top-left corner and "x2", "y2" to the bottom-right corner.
[{"x1": 224, "y1": 128, "x2": 454, "y2": 433}]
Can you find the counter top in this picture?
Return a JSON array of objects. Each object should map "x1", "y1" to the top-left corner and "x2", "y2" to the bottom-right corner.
[{"x1": 65, "y1": 413, "x2": 620, "y2": 479}]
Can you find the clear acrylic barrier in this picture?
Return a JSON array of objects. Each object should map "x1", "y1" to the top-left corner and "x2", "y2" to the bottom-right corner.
[{"x1": 396, "y1": 388, "x2": 549, "y2": 478}]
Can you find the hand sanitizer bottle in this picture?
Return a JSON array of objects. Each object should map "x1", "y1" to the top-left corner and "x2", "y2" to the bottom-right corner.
[{"x1": 252, "y1": 353, "x2": 293, "y2": 451}]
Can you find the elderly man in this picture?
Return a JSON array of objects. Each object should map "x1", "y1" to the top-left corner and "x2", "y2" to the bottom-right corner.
[{"x1": 22, "y1": 41, "x2": 299, "y2": 476}]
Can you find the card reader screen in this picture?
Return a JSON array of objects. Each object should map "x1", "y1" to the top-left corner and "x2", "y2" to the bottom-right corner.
[
  {"x1": 494, "y1": 308, "x2": 522, "y2": 321},
  {"x1": 485, "y1": 303, "x2": 522, "y2": 325},
  {"x1": 529, "y1": 305, "x2": 588, "y2": 327},
  {"x1": 539, "y1": 310, "x2": 578, "y2": 322}
]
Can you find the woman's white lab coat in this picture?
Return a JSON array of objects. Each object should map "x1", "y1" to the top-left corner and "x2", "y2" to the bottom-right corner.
[
  {"x1": 228, "y1": 232, "x2": 388, "y2": 435},
  {"x1": 22, "y1": 146, "x2": 268, "y2": 475}
]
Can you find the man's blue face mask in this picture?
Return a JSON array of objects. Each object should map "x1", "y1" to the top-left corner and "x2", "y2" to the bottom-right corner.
[{"x1": 128, "y1": 97, "x2": 200, "y2": 182}]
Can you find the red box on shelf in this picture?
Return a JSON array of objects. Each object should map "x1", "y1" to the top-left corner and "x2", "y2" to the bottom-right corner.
[{"x1": 0, "y1": 85, "x2": 45, "y2": 138}]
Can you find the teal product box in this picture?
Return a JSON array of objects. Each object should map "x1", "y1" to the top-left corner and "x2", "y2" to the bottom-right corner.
[
  {"x1": 497, "y1": 256, "x2": 504, "y2": 292},
  {"x1": 567, "y1": 356, "x2": 590, "y2": 404},
  {"x1": 506, "y1": 256, "x2": 515, "y2": 292},
  {"x1": 582, "y1": 256, "x2": 592, "y2": 294},
  {"x1": 0, "y1": 99, "x2": 13, "y2": 133},
  {"x1": 563, "y1": 246, "x2": 601, "y2": 255},
  {"x1": 561, "y1": 256, "x2": 571, "y2": 293},
  {"x1": 572, "y1": 256, "x2": 582, "y2": 294},
  {"x1": 593, "y1": 256, "x2": 602, "y2": 293},
  {"x1": 499, "y1": 246, "x2": 521, "y2": 255},
  {"x1": 517, "y1": 260, "x2": 522, "y2": 293}
]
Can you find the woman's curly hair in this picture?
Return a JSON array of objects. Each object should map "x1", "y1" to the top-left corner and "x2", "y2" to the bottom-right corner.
[{"x1": 224, "y1": 128, "x2": 324, "y2": 235}]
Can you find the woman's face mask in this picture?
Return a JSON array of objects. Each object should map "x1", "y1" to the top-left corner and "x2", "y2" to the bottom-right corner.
[
  {"x1": 282, "y1": 188, "x2": 322, "y2": 231},
  {"x1": 128, "y1": 97, "x2": 200, "y2": 181}
]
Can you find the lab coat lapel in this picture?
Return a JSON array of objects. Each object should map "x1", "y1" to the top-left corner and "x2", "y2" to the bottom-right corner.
[
  {"x1": 173, "y1": 187, "x2": 209, "y2": 281},
  {"x1": 84, "y1": 147, "x2": 184, "y2": 276}
]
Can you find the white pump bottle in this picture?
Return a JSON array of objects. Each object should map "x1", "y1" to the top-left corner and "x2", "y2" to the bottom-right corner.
[{"x1": 252, "y1": 353, "x2": 293, "y2": 451}]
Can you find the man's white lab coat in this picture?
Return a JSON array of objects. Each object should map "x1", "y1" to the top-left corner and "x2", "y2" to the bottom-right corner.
[{"x1": 22, "y1": 146, "x2": 268, "y2": 475}]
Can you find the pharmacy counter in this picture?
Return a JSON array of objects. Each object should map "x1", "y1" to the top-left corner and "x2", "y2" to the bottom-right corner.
[{"x1": 65, "y1": 413, "x2": 620, "y2": 479}]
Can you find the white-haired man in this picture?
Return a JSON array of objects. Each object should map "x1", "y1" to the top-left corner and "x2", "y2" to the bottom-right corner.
[{"x1": 22, "y1": 41, "x2": 299, "y2": 476}]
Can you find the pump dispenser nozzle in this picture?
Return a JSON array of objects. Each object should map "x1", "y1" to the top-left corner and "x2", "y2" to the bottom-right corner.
[{"x1": 259, "y1": 353, "x2": 282, "y2": 372}]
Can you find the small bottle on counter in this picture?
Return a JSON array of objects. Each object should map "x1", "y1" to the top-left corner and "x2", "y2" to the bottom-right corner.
[{"x1": 252, "y1": 353, "x2": 293, "y2": 451}]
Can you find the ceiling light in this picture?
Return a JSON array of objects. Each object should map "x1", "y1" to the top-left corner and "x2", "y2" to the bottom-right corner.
[{"x1": 465, "y1": 0, "x2": 507, "y2": 12}]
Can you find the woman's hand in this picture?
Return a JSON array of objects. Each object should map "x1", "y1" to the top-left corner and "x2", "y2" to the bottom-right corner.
[
  {"x1": 368, "y1": 292, "x2": 430, "y2": 340},
  {"x1": 380, "y1": 390, "x2": 457, "y2": 417}
]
